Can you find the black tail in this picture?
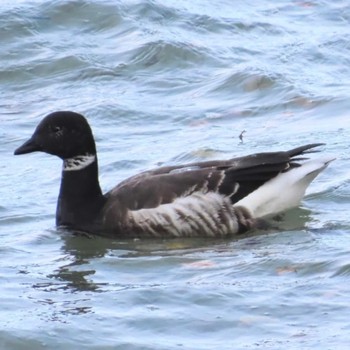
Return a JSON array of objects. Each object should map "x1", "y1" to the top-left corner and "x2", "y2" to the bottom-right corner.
[
  {"x1": 287, "y1": 143, "x2": 325, "y2": 158},
  {"x1": 286, "y1": 143, "x2": 325, "y2": 168}
]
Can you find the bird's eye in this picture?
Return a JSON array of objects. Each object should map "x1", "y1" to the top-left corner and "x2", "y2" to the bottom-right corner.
[{"x1": 53, "y1": 126, "x2": 63, "y2": 136}]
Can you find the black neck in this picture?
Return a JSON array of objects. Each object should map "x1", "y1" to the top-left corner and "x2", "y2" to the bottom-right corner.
[{"x1": 56, "y1": 158, "x2": 106, "y2": 229}]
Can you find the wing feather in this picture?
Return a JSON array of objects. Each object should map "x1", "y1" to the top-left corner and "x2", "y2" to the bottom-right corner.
[{"x1": 107, "y1": 143, "x2": 324, "y2": 210}]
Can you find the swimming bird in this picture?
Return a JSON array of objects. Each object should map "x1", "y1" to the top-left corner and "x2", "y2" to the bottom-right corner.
[{"x1": 14, "y1": 111, "x2": 333, "y2": 238}]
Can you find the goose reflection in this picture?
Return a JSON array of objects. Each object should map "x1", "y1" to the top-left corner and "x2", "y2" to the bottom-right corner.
[{"x1": 47, "y1": 206, "x2": 314, "y2": 294}]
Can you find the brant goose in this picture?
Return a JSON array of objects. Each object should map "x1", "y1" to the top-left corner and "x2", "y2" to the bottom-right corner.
[{"x1": 14, "y1": 111, "x2": 333, "y2": 238}]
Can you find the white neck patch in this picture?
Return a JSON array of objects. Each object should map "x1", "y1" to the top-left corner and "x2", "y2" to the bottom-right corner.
[{"x1": 63, "y1": 154, "x2": 96, "y2": 171}]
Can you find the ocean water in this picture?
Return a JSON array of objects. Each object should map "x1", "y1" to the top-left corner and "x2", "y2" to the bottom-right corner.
[{"x1": 1, "y1": 0, "x2": 350, "y2": 349}]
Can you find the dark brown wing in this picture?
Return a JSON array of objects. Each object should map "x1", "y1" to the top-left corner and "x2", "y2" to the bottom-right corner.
[
  {"x1": 107, "y1": 143, "x2": 323, "y2": 210},
  {"x1": 219, "y1": 143, "x2": 324, "y2": 202}
]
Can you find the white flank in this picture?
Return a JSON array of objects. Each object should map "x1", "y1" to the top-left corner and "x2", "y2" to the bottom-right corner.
[
  {"x1": 234, "y1": 157, "x2": 335, "y2": 218},
  {"x1": 63, "y1": 154, "x2": 96, "y2": 171},
  {"x1": 128, "y1": 191, "x2": 238, "y2": 237}
]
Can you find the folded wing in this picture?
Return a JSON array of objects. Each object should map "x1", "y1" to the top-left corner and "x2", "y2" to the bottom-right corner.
[{"x1": 108, "y1": 143, "x2": 324, "y2": 210}]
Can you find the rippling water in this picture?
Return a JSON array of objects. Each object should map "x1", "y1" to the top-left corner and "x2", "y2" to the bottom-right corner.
[{"x1": 1, "y1": 1, "x2": 350, "y2": 349}]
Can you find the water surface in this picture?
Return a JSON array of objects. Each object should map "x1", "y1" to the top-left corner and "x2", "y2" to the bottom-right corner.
[{"x1": 1, "y1": 1, "x2": 350, "y2": 349}]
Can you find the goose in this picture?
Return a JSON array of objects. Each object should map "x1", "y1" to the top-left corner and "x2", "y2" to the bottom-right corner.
[{"x1": 14, "y1": 111, "x2": 333, "y2": 238}]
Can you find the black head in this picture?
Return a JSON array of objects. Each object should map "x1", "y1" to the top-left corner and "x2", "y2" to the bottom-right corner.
[{"x1": 14, "y1": 111, "x2": 97, "y2": 159}]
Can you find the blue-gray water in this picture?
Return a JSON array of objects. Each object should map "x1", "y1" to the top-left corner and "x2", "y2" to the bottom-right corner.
[{"x1": 1, "y1": 1, "x2": 350, "y2": 349}]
